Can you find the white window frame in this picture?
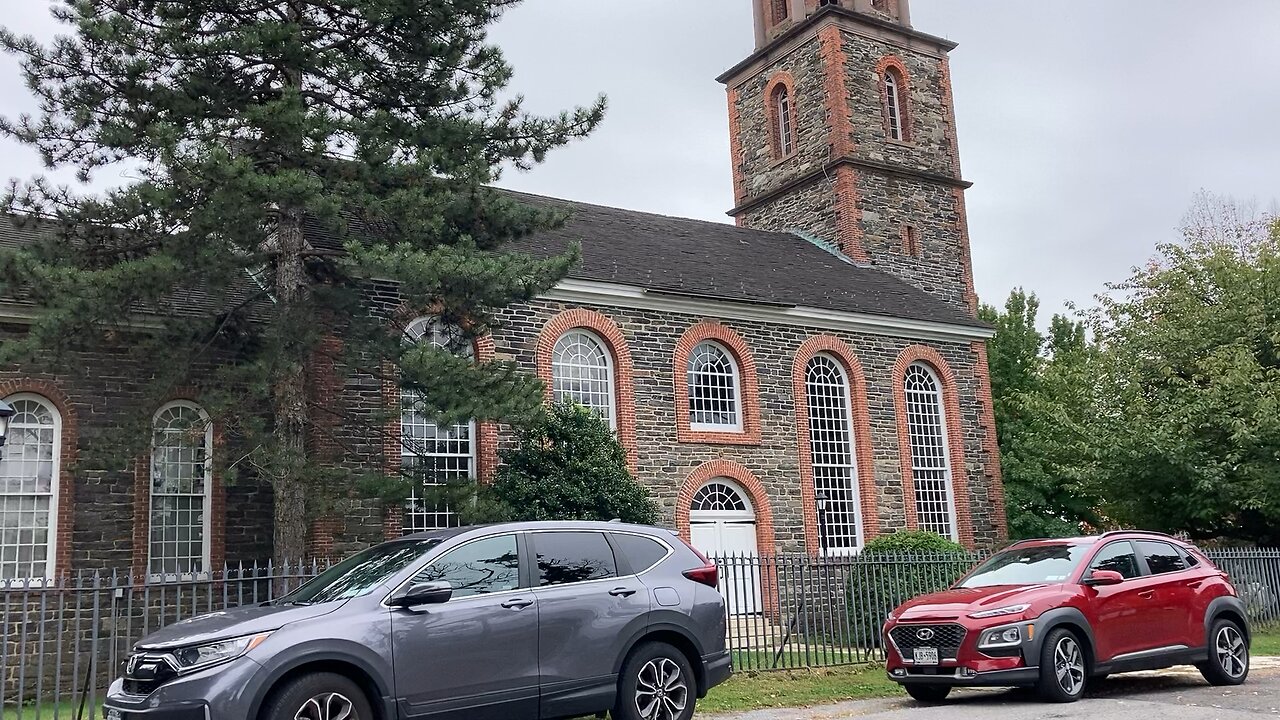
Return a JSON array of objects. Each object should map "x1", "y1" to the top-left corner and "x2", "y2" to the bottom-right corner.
[
  {"x1": 775, "y1": 88, "x2": 794, "y2": 156},
  {"x1": 690, "y1": 479, "x2": 754, "y2": 523},
  {"x1": 401, "y1": 316, "x2": 477, "y2": 534},
  {"x1": 0, "y1": 393, "x2": 61, "y2": 583},
  {"x1": 885, "y1": 70, "x2": 904, "y2": 141},
  {"x1": 551, "y1": 329, "x2": 618, "y2": 430},
  {"x1": 687, "y1": 341, "x2": 743, "y2": 432},
  {"x1": 804, "y1": 354, "x2": 865, "y2": 555},
  {"x1": 148, "y1": 400, "x2": 213, "y2": 582},
  {"x1": 903, "y1": 362, "x2": 959, "y2": 541}
]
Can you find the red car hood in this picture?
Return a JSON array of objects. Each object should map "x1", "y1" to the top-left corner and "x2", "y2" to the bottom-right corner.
[{"x1": 895, "y1": 584, "x2": 1058, "y2": 621}]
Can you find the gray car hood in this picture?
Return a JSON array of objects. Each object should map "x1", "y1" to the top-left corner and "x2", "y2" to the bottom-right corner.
[{"x1": 136, "y1": 602, "x2": 342, "y2": 650}]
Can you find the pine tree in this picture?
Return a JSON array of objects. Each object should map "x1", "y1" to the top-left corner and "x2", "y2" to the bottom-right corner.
[{"x1": 0, "y1": 1, "x2": 605, "y2": 561}]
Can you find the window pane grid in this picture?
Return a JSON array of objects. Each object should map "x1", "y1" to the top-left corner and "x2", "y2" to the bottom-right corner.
[
  {"x1": 691, "y1": 482, "x2": 748, "y2": 513},
  {"x1": 905, "y1": 364, "x2": 956, "y2": 539},
  {"x1": 402, "y1": 318, "x2": 476, "y2": 534},
  {"x1": 885, "y1": 72, "x2": 903, "y2": 140},
  {"x1": 776, "y1": 91, "x2": 794, "y2": 155},
  {"x1": 687, "y1": 342, "x2": 741, "y2": 429},
  {"x1": 150, "y1": 405, "x2": 209, "y2": 577},
  {"x1": 805, "y1": 355, "x2": 862, "y2": 551},
  {"x1": 0, "y1": 399, "x2": 56, "y2": 581},
  {"x1": 551, "y1": 330, "x2": 616, "y2": 429}
]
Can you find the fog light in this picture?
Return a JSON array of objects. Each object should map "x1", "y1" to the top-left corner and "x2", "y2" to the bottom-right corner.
[
  {"x1": 959, "y1": 667, "x2": 977, "y2": 678},
  {"x1": 892, "y1": 668, "x2": 906, "y2": 677}
]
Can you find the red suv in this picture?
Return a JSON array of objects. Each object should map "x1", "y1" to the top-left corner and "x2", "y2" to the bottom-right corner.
[{"x1": 883, "y1": 531, "x2": 1250, "y2": 703}]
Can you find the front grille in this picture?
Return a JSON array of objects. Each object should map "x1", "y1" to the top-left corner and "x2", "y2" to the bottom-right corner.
[
  {"x1": 122, "y1": 653, "x2": 178, "y2": 696},
  {"x1": 890, "y1": 623, "x2": 966, "y2": 657}
]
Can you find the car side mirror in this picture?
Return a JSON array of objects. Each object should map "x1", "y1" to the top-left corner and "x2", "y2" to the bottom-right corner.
[
  {"x1": 390, "y1": 581, "x2": 453, "y2": 607},
  {"x1": 1083, "y1": 570, "x2": 1124, "y2": 587}
]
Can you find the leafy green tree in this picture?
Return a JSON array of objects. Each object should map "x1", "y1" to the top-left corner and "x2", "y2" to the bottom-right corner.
[
  {"x1": 0, "y1": 1, "x2": 605, "y2": 560},
  {"x1": 483, "y1": 402, "x2": 659, "y2": 525},
  {"x1": 1088, "y1": 199, "x2": 1280, "y2": 543}
]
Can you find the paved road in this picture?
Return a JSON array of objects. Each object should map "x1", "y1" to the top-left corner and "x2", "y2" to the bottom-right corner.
[{"x1": 711, "y1": 668, "x2": 1280, "y2": 719}]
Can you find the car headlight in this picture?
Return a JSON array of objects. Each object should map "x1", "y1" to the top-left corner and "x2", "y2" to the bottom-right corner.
[
  {"x1": 168, "y1": 632, "x2": 272, "y2": 673},
  {"x1": 969, "y1": 603, "x2": 1031, "y2": 619},
  {"x1": 977, "y1": 625, "x2": 1024, "y2": 648}
]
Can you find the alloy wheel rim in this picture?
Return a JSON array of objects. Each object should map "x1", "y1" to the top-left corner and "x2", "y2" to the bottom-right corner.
[
  {"x1": 635, "y1": 657, "x2": 689, "y2": 720},
  {"x1": 294, "y1": 692, "x2": 356, "y2": 720},
  {"x1": 1216, "y1": 626, "x2": 1248, "y2": 678},
  {"x1": 1054, "y1": 636, "x2": 1085, "y2": 696}
]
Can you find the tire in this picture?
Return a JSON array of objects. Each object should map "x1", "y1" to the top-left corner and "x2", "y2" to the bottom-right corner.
[
  {"x1": 612, "y1": 641, "x2": 698, "y2": 720},
  {"x1": 1198, "y1": 618, "x2": 1250, "y2": 686},
  {"x1": 903, "y1": 684, "x2": 951, "y2": 703},
  {"x1": 262, "y1": 672, "x2": 373, "y2": 720},
  {"x1": 1036, "y1": 628, "x2": 1087, "y2": 703}
]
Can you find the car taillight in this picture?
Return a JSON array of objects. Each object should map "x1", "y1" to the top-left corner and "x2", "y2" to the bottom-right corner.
[{"x1": 677, "y1": 536, "x2": 720, "y2": 588}]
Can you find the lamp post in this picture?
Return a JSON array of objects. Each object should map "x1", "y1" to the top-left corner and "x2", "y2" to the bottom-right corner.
[
  {"x1": 815, "y1": 491, "x2": 829, "y2": 557},
  {"x1": 0, "y1": 398, "x2": 15, "y2": 449}
]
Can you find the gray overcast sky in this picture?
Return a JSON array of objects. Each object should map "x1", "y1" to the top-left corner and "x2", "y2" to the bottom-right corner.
[{"x1": 3, "y1": 2, "x2": 1278, "y2": 319}]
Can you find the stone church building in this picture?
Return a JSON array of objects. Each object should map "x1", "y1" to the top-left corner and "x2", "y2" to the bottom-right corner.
[{"x1": 0, "y1": 0, "x2": 1004, "y2": 581}]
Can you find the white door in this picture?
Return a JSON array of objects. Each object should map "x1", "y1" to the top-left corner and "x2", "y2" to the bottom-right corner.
[{"x1": 689, "y1": 480, "x2": 762, "y2": 615}]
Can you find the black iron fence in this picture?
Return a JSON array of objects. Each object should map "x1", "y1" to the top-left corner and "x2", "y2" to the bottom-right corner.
[{"x1": 4, "y1": 548, "x2": 1280, "y2": 715}]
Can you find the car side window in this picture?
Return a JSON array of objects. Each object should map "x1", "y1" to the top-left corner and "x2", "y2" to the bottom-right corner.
[
  {"x1": 1089, "y1": 541, "x2": 1142, "y2": 579},
  {"x1": 534, "y1": 532, "x2": 618, "y2": 587},
  {"x1": 1138, "y1": 540, "x2": 1187, "y2": 575},
  {"x1": 413, "y1": 534, "x2": 521, "y2": 599},
  {"x1": 610, "y1": 533, "x2": 669, "y2": 574}
]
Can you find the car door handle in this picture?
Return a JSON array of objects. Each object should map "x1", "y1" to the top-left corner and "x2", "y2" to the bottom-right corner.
[
  {"x1": 1138, "y1": 590, "x2": 1156, "y2": 599},
  {"x1": 609, "y1": 587, "x2": 637, "y2": 598},
  {"x1": 500, "y1": 598, "x2": 534, "y2": 609},
  {"x1": 1185, "y1": 579, "x2": 1205, "y2": 589}
]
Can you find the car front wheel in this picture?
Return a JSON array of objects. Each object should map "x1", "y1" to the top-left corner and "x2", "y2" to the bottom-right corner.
[
  {"x1": 903, "y1": 684, "x2": 951, "y2": 703},
  {"x1": 262, "y1": 671, "x2": 373, "y2": 720},
  {"x1": 1198, "y1": 618, "x2": 1249, "y2": 686},
  {"x1": 613, "y1": 641, "x2": 697, "y2": 720},
  {"x1": 1036, "y1": 628, "x2": 1087, "y2": 703}
]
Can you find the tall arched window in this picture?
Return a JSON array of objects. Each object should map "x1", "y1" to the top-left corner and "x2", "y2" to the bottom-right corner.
[
  {"x1": 772, "y1": 85, "x2": 795, "y2": 157},
  {"x1": 150, "y1": 401, "x2": 212, "y2": 577},
  {"x1": 771, "y1": 0, "x2": 789, "y2": 25},
  {"x1": 687, "y1": 341, "x2": 741, "y2": 430},
  {"x1": 805, "y1": 355, "x2": 863, "y2": 552},
  {"x1": 551, "y1": 329, "x2": 616, "y2": 429},
  {"x1": 0, "y1": 394, "x2": 60, "y2": 580},
  {"x1": 401, "y1": 317, "x2": 475, "y2": 533},
  {"x1": 904, "y1": 363, "x2": 956, "y2": 539},
  {"x1": 884, "y1": 68, "x2": 906, "y2": 141}
]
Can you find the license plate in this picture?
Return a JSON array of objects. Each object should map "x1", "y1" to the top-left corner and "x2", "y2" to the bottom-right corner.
[{"x1": 913, "y1": 647, "x2": 939, "y2": 665}]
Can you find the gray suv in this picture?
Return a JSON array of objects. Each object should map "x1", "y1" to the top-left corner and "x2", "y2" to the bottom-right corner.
[{"x1": 104, "y1": 521, "x2": 731, "y2": 720}]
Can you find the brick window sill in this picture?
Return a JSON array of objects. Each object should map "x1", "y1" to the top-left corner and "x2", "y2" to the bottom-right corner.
[{"x1": 676, "y1": 428, "x2": 763, "y2": 446}]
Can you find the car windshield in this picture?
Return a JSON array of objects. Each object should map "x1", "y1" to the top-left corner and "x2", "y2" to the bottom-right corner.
[
  {"x1": 277, "y1": 538, "x2": 442, "y2": 605},
  {"x1": 957, "y1": 544, "x2": 1090, "y2": 588}
]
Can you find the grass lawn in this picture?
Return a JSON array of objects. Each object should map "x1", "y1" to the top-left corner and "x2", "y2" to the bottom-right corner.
[
  {"x1": 699, "y1": 664, "x2": 899, "y2": 714},
  {"x1": 1, "y1": 700, "x2": 100, "y2": 720},
  {"x1": 1252, "y1": 627, "x2": 1280, "y2": 656}
]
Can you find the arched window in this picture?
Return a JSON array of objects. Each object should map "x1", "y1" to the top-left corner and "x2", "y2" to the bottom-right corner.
[
  {"x1": 150, "y1": 401, "x2": 212, "y2": 577},
  {"x1": 805, "y1": 355, "x2": 863, "y2": 552},
  {"x1": 904, "y1": 363, "x2": 956, "y2": 539},
  {"x1": 551, "y1": 329, "x2": 616, "y2": 429},
  {"x1": 691, "y1": 481, "x2": 750, "y2": 514},
  {"x1": 401, "y1": 317, "x2": 475, "y2": 533},
  {"x1": 884, "y1": 68, "x2": 906, "y2": 141},
  {"x1": 771, "y1": 0, "x2": 789, "y2": 25},
  {"x1": 687, "y1": 342, "x2": 741, "y2": 431},
  {"x1": 772, "y1": 85, "x2": 795, "y2": 157},
  {"x1": 0, "y1": 394, "x2": 60, "y2": 580}
]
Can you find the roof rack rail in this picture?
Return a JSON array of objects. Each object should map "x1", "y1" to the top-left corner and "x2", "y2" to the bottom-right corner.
[{"x1": 1096, "y1": 529, "x2": 1182, "y2": 541}]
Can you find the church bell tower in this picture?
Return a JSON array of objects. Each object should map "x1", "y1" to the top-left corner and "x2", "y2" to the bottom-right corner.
[{"x1": 720, "y1": 0, "x2": 978, "y2": 314}]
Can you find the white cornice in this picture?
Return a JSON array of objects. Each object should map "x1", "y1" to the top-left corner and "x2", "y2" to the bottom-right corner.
[{"x1": 542, "y1": 279, "x2": 994, "y2": 343}]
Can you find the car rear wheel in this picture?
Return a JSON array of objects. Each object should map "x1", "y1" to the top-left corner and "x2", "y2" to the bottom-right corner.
[
  {"x1": 262, "y1": 672, "x2": 372, "y2": 720},
  {"x1": 613, "y1": 641, "x2": 697, "y2": 720},
  {"x1": 903, "y1": 684, "x2": 951, "y2": 703},
  {"x1": 1198, "y1": 618, "x2": 1249, "y2": 686},
  {"x1": 1036, "y1": 628, "x2": 1087, "y2": 703}
]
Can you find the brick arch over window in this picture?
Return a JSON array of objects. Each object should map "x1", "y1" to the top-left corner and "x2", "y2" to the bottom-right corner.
[
  {"x1": 674, "y1": 323, "x2": 761, "y2": 446},
  {"x1": 674, "y1": 459, "x2": 776, "y2": 555},
  {"x1": 763, "y1": 71, "x2": 797, "y2": 161},
  {"x1": 535, "y1": 308, "x2": 637, "y2": 469},
  {"x1": 0, "y1": 379, "x2": 77, "y2": 577},
  {"x1": 875, "y1": 55, "x2": 913, "y2": 142},
  {"x1": 792, "y1": 336, "x2": 879, "y2": 555},
  {"x1": 892, "y1": 345, "x2": 973, "y2": 547}
]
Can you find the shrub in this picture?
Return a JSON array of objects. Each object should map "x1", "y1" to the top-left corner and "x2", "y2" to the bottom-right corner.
[{"x1": 845, "y1": 531, "x2": 972, "y2": 647}]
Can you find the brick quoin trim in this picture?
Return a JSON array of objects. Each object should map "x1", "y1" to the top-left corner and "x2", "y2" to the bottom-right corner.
[
  {"x1": 673, "y1": 323, "x2": 762, "y2": 446},
  {"x1": 938, "y1": 56, "x2": 964, "y2": 178},
  {"x1": 818, "y1": 25, "x2": 856, "y2": 158},
  {"x1": 763, "y1": 71, "x2": 797, "y2": 162},
  {"x1": 727, "y1": 88, "x2": 747, "y2": 205},
  {"x1": 130, "y1": 393, "x2": 226, "y2": 579},
  {"x1": 832, "y1": 165, "x2": 869, "y2": 262},
  {"x1": 874, "y1": 55, "x2": 914, "y2": 143},
  {"x1": 892, "y1": 345, "x2": 974, "y2": 547},
  {"x1": 953, "y1": 187, "x2": 979, "y2": 315},
  {"x1": 535, "y1": 308, "x2": 638, "y2": 470},
  {"x1": 674, "y1": 459, "x2": 778, "y2": 616},
  {"x1": 0, "y1": 379, "x2": 77, "y2": 577},
  {"x1": 791, "y1": 336, "x2": 879, "y2": 556},
  {"x1": 972, "y1": 341, "x2": 1008, "y2": 541}
]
